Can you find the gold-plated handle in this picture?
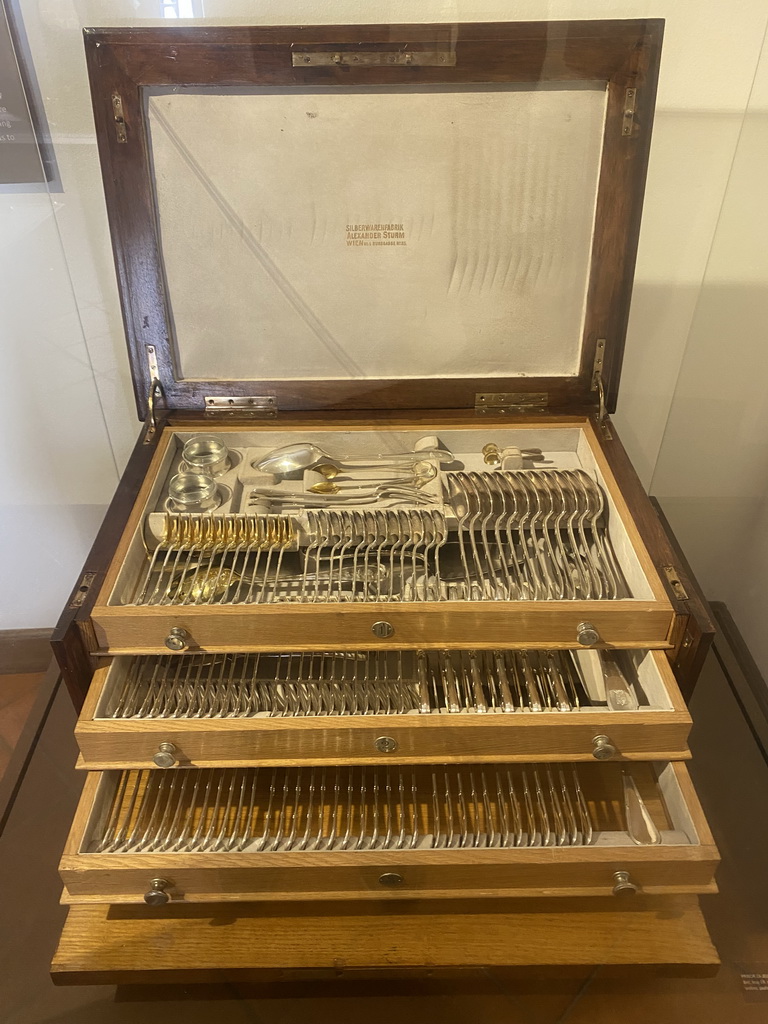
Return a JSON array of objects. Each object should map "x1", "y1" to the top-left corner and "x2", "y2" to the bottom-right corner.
[
  {"x1": 144, "y1": 877, "x2": 172, "y2": 906},
  {"x1": 153, "y1": 742, "x2": 178, "y2": 768},
  {"x1": 577, "y1": 621, "x2": 600, "y2": 646},
  {"x1": 592, "y1": 734, "x2": 617, "y2": 760},
  {"x1": 165, "y1": 627, "x2": 190, "y2": 652},
  {"x1": 612, "y1": 870, "x2": 639, "y2": 896},
  {"x1": 379, "y1": 872, "x2": 405, "y2": 887}
]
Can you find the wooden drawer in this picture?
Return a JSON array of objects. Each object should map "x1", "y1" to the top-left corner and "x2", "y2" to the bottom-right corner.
[
  {"x1": 89, "y1": 421, "x2": 676, "y2": 654},
  {"x1": 76, "y1": 649, "x2": 691, "y2": 768},
  {"x1": 59, "y1": 761, "x2": 718, "y2": 905}
]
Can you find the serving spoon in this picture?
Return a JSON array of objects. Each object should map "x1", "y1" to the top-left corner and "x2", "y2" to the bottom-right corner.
[{"x1": 254, "y1": 440, "x2": 454, "y2": 478}]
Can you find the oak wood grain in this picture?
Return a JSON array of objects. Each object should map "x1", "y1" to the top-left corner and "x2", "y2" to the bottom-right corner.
[
  {"x1": 74, "y1": 715, "x2": 691, "y2": 769},
  {"x1": 90, "y1": 602, "x2": 676, "y2": 654},
  {"x1": 50, "y1": 894, "x2": 718, "y2": 984}
]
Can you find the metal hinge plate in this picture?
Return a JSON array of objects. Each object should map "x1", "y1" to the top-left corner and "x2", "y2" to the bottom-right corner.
[
  {"x1": 592, "y1": 338, "x2": 606, "y2": 390},
  {"x1": 112, "y1": 92, "x2": 127, "y2": 143},
  {"x1": 205, "y1": 396, "x2": 277, "y2": 418},
  {"x1": 591, "y1": 338, "x2": 612, "y2": 439},
  {"x1": 293, "y1": 50, "x2": 456, "y2": 68},
  {"x1": 69, "y1": 572, "x2": 97, "y2": 609},
  {"x1": 475, "y1": 392, "x2": 548, "y2": 415},
  {"x1": 663, "y1": 565, "x2": 690, "y2": 601},
  {"x1": 143, "y1": 345, "x2": 163, "y2": 444},
  {"x1": 622, "y1": 87, "x2": 637, "y2": 137}
]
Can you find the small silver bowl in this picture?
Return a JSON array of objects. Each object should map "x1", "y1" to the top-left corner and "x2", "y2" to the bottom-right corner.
[{"x1": 167, "y1": 472, "x2": 221, "y2": 513}]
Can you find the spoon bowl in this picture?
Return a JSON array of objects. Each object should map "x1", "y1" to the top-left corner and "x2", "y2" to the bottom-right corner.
[{"x1": 255, "y1": 439, "x2": 454, "y2": 477}]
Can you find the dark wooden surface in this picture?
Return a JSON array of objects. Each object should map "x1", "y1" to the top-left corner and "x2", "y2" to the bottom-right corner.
[{"x1": 83, "y1": 19, "x2": 662, "y2": 419}]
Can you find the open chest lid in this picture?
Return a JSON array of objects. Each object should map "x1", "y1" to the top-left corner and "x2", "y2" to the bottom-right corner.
[{"x1": 84, "y1": 20, "x2": 663, "y2": 420}]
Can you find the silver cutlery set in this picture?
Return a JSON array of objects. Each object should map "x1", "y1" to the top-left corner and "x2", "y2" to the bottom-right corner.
[
  {"x1": 104, "y1": 649, "x2": 642, "y2": 720},
  {"x1": 92, "y1": 763, "x2": 664, "y2": 854},
  {"x1": 134, "y1": 448, "x2": 628, "y2": 606},
  {"x1": 104, "y1": 439, "x2": 659, "y2": 859},
  {"x1": 92, "y1": 765, "x2": 596, "y2": 854}
]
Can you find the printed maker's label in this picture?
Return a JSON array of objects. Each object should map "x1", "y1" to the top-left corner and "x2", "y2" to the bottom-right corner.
[{"x1": 346, "y1": 223, "x2": 407, "y2": 247}]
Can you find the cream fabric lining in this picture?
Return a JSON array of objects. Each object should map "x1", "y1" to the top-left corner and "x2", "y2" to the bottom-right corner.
[{"x1": 147, "y1": 85, "x2": 606, "y2": 382}]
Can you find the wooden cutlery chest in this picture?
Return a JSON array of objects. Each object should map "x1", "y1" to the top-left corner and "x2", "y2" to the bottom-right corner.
[{"x1": 50, "y1": 19, "x2": 720, "y2": 983}]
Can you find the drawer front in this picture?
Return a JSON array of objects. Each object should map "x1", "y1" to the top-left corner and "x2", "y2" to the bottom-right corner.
[
  {"x1": 76, "y1": 650, "x2": 691, "y2": 768},
  {"x1": 91, "y1": 602, "x2": 675, "y2": 654},
  {"x1": 60, "y1": 762, "x2": 718, "y2": 904}
]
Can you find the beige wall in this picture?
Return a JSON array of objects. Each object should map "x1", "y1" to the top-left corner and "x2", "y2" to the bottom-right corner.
[
  {"x1": 2, "y1": 0, "x2": 767, "y2": 636},
  {"x1": 651, "y1": 29, "x2": 768, "y2": 673}
]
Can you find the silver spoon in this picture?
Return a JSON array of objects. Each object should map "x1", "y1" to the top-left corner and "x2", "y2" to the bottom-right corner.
[{"x1": 254, "y1": 441, "x2": 454, "y2": 478}]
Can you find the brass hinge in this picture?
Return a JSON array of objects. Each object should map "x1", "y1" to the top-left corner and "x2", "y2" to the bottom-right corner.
[
  {"x1": 621, "y1": 87, "x2": 637, "y2": 137},
  {"x1": 591, "y1": 339, "x2": 612, "y2": 439},
  {"x1": 143, "y1": 344, "x2": 163, "y2": 444},
  {"x1": 205, "y1": 396, "x2": 277, "y2": 418},
  {"x1": 292, "y1": 50, "x2": 456, "y2": 68},
  {"x1": 591, "y1": 338, "x2": 606, "y2": 391},
  {"x1": 663, "y1": 565, "x2": 690, "y2": 601},
  {"x1": 475, "y1": 392, "x2": 548, "y2": 415},
  {"x1": 112, "y1": 92, "x2": 127, "y2": 143}
]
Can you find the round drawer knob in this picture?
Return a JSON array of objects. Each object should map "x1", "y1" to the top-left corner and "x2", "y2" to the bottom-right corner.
[
  {"x1": 153, "y1": 742, "x2": 178, "y2": 768},
  {"x1": 375, "y1": 736, "x2": 398, "y2": 754},
  {"x1": 144, "y1": 877, "x2": 172, "y2": 906},
  {"x1": 612, "y1": 870, "x2": 639, "y2": 896},
  {"x1": 372, "y1": 620, "x2": 395, "y2": 639},
  {"x1": 379, "y1": 872, "x2": 404, "y2": 888},
  {"x1": 577, "y1": 621, "x2": 600, "y2": 646},
  {"x1": 592, "y1": 734, "x2": 617, "y2": 760},
  {"x1": 165, "y1": 627, "x2": 190, "y2": 652}
]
